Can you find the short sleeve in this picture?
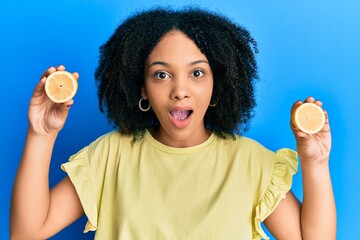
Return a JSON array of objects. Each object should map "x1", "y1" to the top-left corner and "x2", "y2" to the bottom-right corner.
[
  {"x1": 252, "y1": 148, "x2": 298, "y2": 239},
  {"x1": 61, "y1": 146, "x2": 98, "y2": 233}
]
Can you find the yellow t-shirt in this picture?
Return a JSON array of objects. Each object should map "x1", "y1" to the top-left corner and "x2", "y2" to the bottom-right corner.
[{"x1": 61, "y1": 130, "x2": 298, "y2": 240}]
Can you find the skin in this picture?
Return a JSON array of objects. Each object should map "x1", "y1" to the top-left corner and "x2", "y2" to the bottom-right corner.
[
  {"x1": 143, "y1": 30, "x2": 213, "y2": 148},
  {"x1": 10, "y1": 31, "x2": 336, "y2": 239},
  {"x1": 264, "y1": 97, "x2": 336, "y2": 239},
  {"x1": 10, "y1": 65, "x2": 84, "y2": 239}
]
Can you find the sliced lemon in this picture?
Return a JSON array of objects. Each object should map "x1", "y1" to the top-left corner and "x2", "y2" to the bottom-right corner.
[
  {"x1": 45, "y1": 71, "x2": 78, "y2": 103},
  {"x1": 293, "y1": 102, "x2": 325, "y2": 134}
]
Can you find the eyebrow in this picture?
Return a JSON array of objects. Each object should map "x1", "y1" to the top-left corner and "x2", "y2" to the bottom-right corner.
[
  {"x1": 148, "y1": 61, "x2": 169, "y2": 68},
  {"x1": 147, "y1": 60, "x2": 209, "y2": 68},
  {"x1": 190, "y1": 60, "x2": 209, "y2": 66}
]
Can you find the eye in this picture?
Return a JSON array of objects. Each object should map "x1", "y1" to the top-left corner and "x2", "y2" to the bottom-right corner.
[
  {"x1": 154, "y1": 71, "x2": 171, "y2": 80},
  {"x1": 191, "y1": 69, "x2": 205, "y2": 78}
]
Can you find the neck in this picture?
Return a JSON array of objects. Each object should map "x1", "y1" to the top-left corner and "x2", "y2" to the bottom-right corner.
[{"x1": 148, "y1": 127, "x2": 212, "y2": 148}]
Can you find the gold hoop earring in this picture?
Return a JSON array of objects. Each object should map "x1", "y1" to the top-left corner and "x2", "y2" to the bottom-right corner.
[
  {"x1": 138, "y1": 98, "x2": 151, "y2": 112},
  {"x1": 209, "y1": 99, "x2": 218, "y2": 107}
]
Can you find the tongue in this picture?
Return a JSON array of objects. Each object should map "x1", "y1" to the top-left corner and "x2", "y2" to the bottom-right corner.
[{"x1": 171, "y1": 110, "x2": 191, "y2": 120}]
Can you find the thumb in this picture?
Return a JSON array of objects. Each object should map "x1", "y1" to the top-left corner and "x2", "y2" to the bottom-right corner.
[{"x1": 57, "y1": 99, "x2": 74, "y2": 120}]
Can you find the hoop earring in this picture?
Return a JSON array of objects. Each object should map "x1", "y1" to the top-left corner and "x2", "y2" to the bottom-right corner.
[
  {"x1": 209, "y1": 98, "x2": 218, "y2": 107},
  {"x1": 138, "y1": 98, "x2": 151, "y2": 112}
]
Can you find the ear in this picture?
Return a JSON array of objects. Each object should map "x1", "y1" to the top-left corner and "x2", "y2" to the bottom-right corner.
[{"x1": 141, "y1": 87, "x2": 148, "y2": 99}]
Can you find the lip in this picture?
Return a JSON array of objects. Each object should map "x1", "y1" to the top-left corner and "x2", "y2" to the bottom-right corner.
[{"x1": 168, "y1": 107, "x2": 193, "y2": 129}]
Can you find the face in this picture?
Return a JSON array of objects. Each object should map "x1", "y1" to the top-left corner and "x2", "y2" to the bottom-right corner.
[{"x1": 143, "y1": 30, "x2": 214, "y2": 147}]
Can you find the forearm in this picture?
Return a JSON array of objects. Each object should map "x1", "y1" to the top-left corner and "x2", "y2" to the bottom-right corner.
[
  {"x1": 10, "y1": 129, "x2": 58, "y2": 237},
  {"x1": 300, "y1": 160, "x2": 336, "y2": 239}
]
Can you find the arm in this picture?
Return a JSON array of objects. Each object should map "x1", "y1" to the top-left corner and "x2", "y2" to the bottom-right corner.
[
  {"x1": 10, "y1": 66, "x2": 84, "y2": 239},
  {"x1": 265, "y1": 97, "x2": 336, "y2": 239}
]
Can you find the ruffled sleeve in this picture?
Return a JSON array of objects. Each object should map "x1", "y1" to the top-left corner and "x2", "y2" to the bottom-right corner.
[
  {"x1": 61, "y1": 146, "x2": 98, "y2": 233},
  {"x1": 252, "y1": 148, "x2": 298, "y2": 239}
]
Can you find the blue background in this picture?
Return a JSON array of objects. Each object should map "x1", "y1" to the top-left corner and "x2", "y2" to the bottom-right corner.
[{"x1": 2, "y1": 0, "x2": 359, "y2": 239}]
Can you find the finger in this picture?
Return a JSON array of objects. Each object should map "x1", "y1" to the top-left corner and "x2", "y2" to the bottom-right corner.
[
  {"x1": 304, "y1": 96, "x2": 315, "y2": 103},
  {"x1": 32, "y1": 75, "x2": 48, "y2": 98},
  {"x1": 36, "y1": 66, "x2": 59, "y2": 97},
  {"x1": 290, "y1": 117, "x2": 309, "y2": 140},
  {"x1": 293, "y1": 128, "x2": 309, "y2": 139},
  {"x1": 72, "y1": 72, "x2": 80, "y2": 80},
  {"x1": 57, "y1": 99, "x2": 74, "y2": 119},
  {"x1": 322, "y1": 110, "x2": 331, "y2": 132},
  {"x1": 290, "y1": 100, "x2": 302, "y2": 115},
  {"x1": 39, "y1": 66, "x2": 57, "y2": 80},
  {"x1": 324, "y1": 110, "x2": 329, "y2": 124},
  {"x1": 39, "y1": 65, "x2": 67, "y2": 80},
  {"x1": 55, "y1": 66, "x2": 79, "y2": 80},
  {"x1": 290, "y1": 101, "x2": 302, "y2": 135},
  {"x1": 313, "y1": 99, "x2": 323, "y2": 108},
  {"x1": 63, "y1": 99, "x2": 74, "y2": 108},
  {"x1": 56, "y1": 65, "x2": 66, "y2": 71}
]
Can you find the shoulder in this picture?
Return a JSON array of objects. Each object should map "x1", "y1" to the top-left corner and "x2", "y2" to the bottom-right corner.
[
  {"x1": 216, "y1": 134, "x2": 275, "y2": 159},
  {"x1": 214, "y1": 135, "x2": 288, "y2": 179},
  {"x1": 67, "y1": 130, "x2": 134, "y2": 164},
  {"x1": 87, "y1": 130, "x2": 133, "y2": 151},
  {"x1": 91, "y1": 129, "x2": 131, "y2": 144},
  {"x1": 224, "y1": 135, "x2": 297, "y2": 171}
]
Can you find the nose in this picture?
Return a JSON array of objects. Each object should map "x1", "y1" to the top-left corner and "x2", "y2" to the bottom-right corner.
[{"x1": 170, "y1": 76, "x2": 189, "y2": 100}]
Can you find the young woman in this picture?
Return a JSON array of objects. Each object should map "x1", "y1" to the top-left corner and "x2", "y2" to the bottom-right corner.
[{"x1": 11, "y1": 8, "x2": 336, "y2": 239}]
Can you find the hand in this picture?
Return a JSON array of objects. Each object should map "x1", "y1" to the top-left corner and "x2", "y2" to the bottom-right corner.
[
  {"x1": 28, "y1": 65, "x2": 79, "y2": 137},
  {"x1": 290, "y1": 97, "x2": 331, "y2": 166}
]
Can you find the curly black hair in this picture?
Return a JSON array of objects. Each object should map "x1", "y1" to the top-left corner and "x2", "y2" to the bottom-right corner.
[{"x1": 95, "y1": 7, "x2": 259, "y2": 140}]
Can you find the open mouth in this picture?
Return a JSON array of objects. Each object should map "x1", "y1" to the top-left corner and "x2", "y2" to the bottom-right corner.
[{"x1": 170, "y1": 110, "x2": 193, "y2": 121}]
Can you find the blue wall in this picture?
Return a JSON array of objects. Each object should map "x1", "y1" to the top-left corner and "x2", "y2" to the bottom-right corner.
[{"x1": 2, "y1": 0, "x2": 359, "y2": 239}]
